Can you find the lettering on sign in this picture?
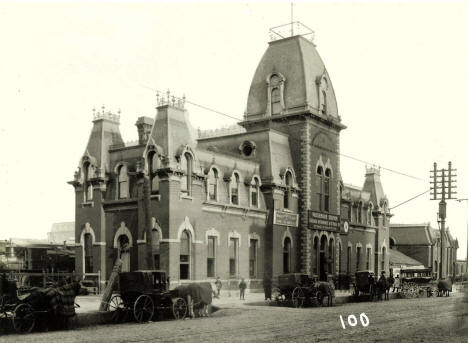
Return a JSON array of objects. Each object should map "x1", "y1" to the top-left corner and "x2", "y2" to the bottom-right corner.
[
  {"x1": 308, "y1": 211, "x2": 340, "y2": 231},
  {"x1": 273, "y1": 210, "x2": 299, "y2": 227}
]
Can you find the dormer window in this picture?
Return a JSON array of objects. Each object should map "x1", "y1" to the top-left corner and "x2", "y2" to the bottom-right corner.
[
  {"x1": 318, "y1": 76, "x2": 329, "y2": 116},
  {"x1": 148, "y1": 151, "x2": 160, "y2": 193},
  {"x1": 251, "y1": 177, "x2": 260, "y2": 208},
  {"x1": 83, "y1": 162, "x2": 93, "y2": 201},
  {"x1": 231, "y1": 173, "x2": 240, "y2": 205},
  {"x1": 180, "y1": 152, "x2": 193, "y2": 195},
  {"x1": 267, "y1": 73, "x2": 285, "y2": 116},
  {"x1": 284, "y1": 171, "x2": 293, "y2": 210},
  {"x1": 207, "y1": 168, "x2": 218, "y2": 201},
  {"x1": 117, "y1": 165, "x2": 129, "y2": 199},
  {"x1": 321, "y1": 90, "x2": 327, "y2": 115}
]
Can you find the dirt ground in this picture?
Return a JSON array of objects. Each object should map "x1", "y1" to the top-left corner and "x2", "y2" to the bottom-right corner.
[{"x1": 1, "y1": 292, "x2": 467, "y2": 342}]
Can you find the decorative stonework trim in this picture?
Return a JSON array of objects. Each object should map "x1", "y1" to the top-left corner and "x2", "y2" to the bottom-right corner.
[
  {"x1": 93, "y1": 242, "x2": 106, "y2": 246},
  {"x1": 175, "y1": 216, "x2": 204, "y2": 244},
  {"x1": 205, "y1": 228, "x2": 221, "y2": 245},
  {"x1": 228, "y1": 230, "x2": 241, "y2": 247},
  {"x1": 381, "y1": 239, "x2": 387, "y2": 250},
  {"x1": 248, "y1": 233, "x2": 261, "y2": 248},
  {"x1": 366, "y1": 243, "x2": 373, "y2": 250},
  {"x1": 79, "y1": 223, "x2": 96, "y2": 246},
  {"x1": 113, "y1": 222, "x2": 133, "y2": 248},
  {"x1": 281, "y1": 228, "x2": 293, "y2": 248},
  {"x1": 348, "y1": 241, "x2": 353, "y2": 248},
  {"x1": 160, "y1": 238, "x2": 179, "y2": 243},
  {"x1": 137, "y1": 240, "x2": 146, "y2": 244}
]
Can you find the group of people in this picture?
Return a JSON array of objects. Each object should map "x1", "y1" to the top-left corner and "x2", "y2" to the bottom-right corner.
[{"x1": 213, "y1": 276, "x2": 270, "y2": 301}]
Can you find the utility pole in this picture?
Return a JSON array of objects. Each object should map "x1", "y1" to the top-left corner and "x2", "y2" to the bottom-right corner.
[{"x1": 430, "y1": 161, "x2": 457, "y2": 280}]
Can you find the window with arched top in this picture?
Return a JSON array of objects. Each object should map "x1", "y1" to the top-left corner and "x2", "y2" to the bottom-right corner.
[
  {"x1": 324, "y1": 168, "x2": 331, "y2": 212},
  {"x1": 358, "y1": 202, "x2": 362, "y2": 224},
  {"x1": 152, "y1": 229, "x2": 160, "y2": 269},
  {"x1": 84, "y1": 162, "x2": 93, "y2": 201},
  {"x1": 321, "y1": 90, "x2": 327, "y2": 115},
  {"x1": 284, "y1": 171, "x2": 293, "y2": 210},
  {"x1": 317, "y1": 166, "x2": 323, "y2": 211},
  {"x1": 84, "y1": 233, "x2": 93, "y2": 273},
  {"x1": 148, "y1": 151, "x2": 160, "y2": 193},
  {"x1": 117, "y1": 165, "x2": 129, "y2": 199},
  {"x1": 180, "y1": 230, "x2": 191, "y2": 280},
  {"x1": 381, "y1": 246, "x2": 386, "y2": 272},
  {"x1": 207, "y1": 168, "x2": 218, "y2": 201},
  {"x1": 231, "y1": 173, "x2": 240, "y2": 205},
  {"x1": 283, "y1": 237, "x2": 291, "y2": 274},
  {"x1": 367, "y1": 204, "x2": 373, "y2": 226},
  {"x1": 251, "y1": 177, "x2": 260, "y2": 208},
  {"x1": 180, "y1": 153, "x2": 193, "y2": 195},
  {"x1": 328, "y1": 239, "x2": 334, "y2": 274},
  {"x1": 271, "y1": 88, "x2": 281, "y2": 115}
]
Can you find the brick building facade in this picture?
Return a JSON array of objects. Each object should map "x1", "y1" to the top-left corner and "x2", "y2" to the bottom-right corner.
[
  {"x1": 70, "y1": 30, "x2": 391, "y2": 287},
  {"x1": 390, "y1": 223, "x2": 458, "y2": 279}
]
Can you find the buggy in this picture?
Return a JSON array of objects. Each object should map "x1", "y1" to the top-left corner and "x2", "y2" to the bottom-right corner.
[
  {"x1": 352, "y1": 271, "x2": 377, "y2": 300},
  {"x1": 272, "y1": 273, "x2": 334, "y2": 308},
  {"x1": 107, "y1": 270, "x2": 188, "y2": 323}
]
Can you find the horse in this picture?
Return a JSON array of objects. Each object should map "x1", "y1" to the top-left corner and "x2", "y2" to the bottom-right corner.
[
  {"x1": 315, "y1": 281, "x2": 335, "y2": 306},
  {"x1": 173, "y1": 282, "x2": 213, "y2": 318},
  {"x1": 376, "y1": 276, "x2": 391, "y2": 301},
  {"x1": 437, "y1": 279, "x2": 452, "y2": 297}
]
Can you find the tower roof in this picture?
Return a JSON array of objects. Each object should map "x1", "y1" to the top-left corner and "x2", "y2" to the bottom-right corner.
[{"x1": 245, "y1": 34, "x2": 339, "y2": 120}]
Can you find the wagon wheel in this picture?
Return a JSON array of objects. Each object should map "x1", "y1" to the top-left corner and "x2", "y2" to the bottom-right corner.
[
  {"x1": 108, "y1": 294, "x2": 125, "y2": 323},
  {"x1": 133, "y1": 295, "x2": 154, "y2": 323},
  {"x1": 292, "y1": 287, "x2": 305, "y2": 308},
  {"x1": 12, "y1": 303, "x2": 35, "y2": 334},
  {"x1": 172, "y1": 297, "x2": 187, "y2": 320}
]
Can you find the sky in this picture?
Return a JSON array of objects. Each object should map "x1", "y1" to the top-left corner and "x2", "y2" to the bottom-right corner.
[{"x1": 1, "y1": 1, "x2": 467, "y2": 259}]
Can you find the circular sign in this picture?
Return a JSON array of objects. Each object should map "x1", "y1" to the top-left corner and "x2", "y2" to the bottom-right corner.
[{"x1": 343, "y1": 221, "x2": 349, "y2": 233}]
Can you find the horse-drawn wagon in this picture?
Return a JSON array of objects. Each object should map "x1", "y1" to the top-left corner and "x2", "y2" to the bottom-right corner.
[
  {"x1": 0, "y1": 273, "x2": 81, "y2": 334},
  {"x1": 352, "y1": 271, "x2": 376, "y2": 300},
  {"x1": 272, "y1": 273, "x2": 334, "y2": 308},
  {"x1": 107, "y1": 270, "x2": 188, "y2": 323},
  {"x1": 399, "y1": 268, "x2": 437, "y2": 298}
]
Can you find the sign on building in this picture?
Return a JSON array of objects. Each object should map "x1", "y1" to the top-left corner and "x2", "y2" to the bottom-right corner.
[
  {"x1": 273, "y1": 210, "x2": 299, "y2": 227},
  {"x1": 308, "y1": 211, "x2": 340, "y2": 231}
]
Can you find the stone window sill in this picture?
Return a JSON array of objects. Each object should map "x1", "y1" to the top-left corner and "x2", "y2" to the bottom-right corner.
[
  {"x1": 180, "y1": 194, "x2": 194, "y2": 201},
  {"x1": 150, "y1": 194, "x2": 161, "y2": 201},
  {"x1": 81, "y1": 201, "x2": 94, "y2": 208}
]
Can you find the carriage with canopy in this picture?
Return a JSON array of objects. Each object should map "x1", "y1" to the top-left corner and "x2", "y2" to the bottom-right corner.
[{"x1": 107, "y1": 270, "x2": 188, "y2": 323}]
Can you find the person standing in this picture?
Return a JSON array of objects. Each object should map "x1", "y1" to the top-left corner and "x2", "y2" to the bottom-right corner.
[
  {"x1": 263, "y1": 275, "x2": 272, "y2": 301},
  {"x1": 393, "y1": 274, "x2": 400, "y2": 292},
  {"x1": 215, "y1": 276, "x2": 222, "y2": 298},
  {"x1": 239, "y1": 278, "x2": 247, "y2": 300}
]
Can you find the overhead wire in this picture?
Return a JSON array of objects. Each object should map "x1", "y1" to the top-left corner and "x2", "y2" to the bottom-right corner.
[{"x1": 139, "y1": 84, "x2": 426, "y2": 184}]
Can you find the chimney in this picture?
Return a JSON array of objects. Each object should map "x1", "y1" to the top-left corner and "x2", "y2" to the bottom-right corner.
[{"x1": 135, "y1": 116, "x2": 154, "y2": 145}]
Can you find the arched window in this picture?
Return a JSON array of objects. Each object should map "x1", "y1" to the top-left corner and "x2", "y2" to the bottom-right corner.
[
  {"x1": 358, "y1": 202, "x2": 362, "y2": 224},
  {"x1": 271, "y1": 88, "x2": 281, "y2": 115},
  {"x1": 251, "y1": 177, "x2": 260, "y2": 208},
  {"x1": 283, "y1": 237, "x2": 291, "y2": 273},
  {"x1": 381, "y1": 246, "x2": 386, "y2": 272},
  {"x1": 321, "y1": 90, "x2": 327, "y2": 115},
  {"x1": 180, "y1": 230, "x2": 191, "y2": 280},
  {"x1": 356, "y1": 245, "x2": 362, "y2": 272},
  {"x1": 313, "y1": 236, "x2": 319, "y2": 275},
  {"x1": 83, "y1": 162, "x2": 93, "y2": 202},
  {"x1": 148, "y1": 151, "x2": 159, "y2": 193},
  {"x1": 328, "y1": 239, "x2": 334, "y2": 274},
  {"x1": 207, "y1": 168, "x2": 218, "y2": 201},
  {"x1": 180, "y1": 153, "x2": 193, "y2": 195},
  {"x1": 231, "y1": 173, "x2": 240, "y2": 205},
  {"x1": 367, "y1": 203, "x2": 373, "y2": 226},
  {"x1": 347, "y1": 245, "x2": 351, "y2": 274},
  {"x1": 117, "y1": 165, "x2": 129, "y2": 199},
  {"x1": 324, "y1": 168, "x2": 331, "y2": 212},
  {"x1": 366, "y1": 247, "x2": 371, "y2": 270},
  {"x1": 152, "y1": 229, "x2": 160, "y2": 269},
  {"x1": 317, "y1": 166, "x2": 323, "y2": 211},
  {"x1": 338, "y1": 242, "x2": 342, "y2": 275},
  {"x1": 84, "y1": 233, "x2": 93, "y2": 273},
  {"x1": 118, "y1": 234, "x2": 130, "y2": 272},
  {"x1": 284, "y1": 171, "x2": 292, "y2": 209}
]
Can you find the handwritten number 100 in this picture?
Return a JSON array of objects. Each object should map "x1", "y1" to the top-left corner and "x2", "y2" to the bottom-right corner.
[{"x1": 339, "y1": 313, "x2": 369, "y2": 329}]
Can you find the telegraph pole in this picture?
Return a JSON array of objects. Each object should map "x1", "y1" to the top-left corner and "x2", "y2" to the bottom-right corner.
[{"x1": 430, "y1": 162, "x2": 457, "y2": 280}]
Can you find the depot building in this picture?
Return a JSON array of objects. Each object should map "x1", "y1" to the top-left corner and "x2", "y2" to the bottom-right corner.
[{"x1": 70, "y1": 25, "x2": 391, "y2": 288}]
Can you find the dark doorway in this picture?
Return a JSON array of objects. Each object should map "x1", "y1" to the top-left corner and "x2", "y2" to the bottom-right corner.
[{"x1": 319, "y1": 252, "x2": 327, "y2": 281}]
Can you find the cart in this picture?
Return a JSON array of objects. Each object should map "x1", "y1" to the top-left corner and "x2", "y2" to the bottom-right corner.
[{"x1": 107, "y1": 270, "x2": 187, "y2": 323}]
